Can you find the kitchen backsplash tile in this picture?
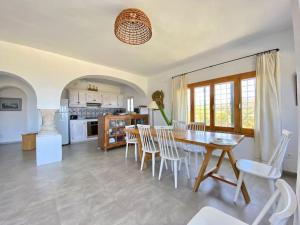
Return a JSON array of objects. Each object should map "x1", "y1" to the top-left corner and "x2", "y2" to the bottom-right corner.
[{"x1": 69, "y1": 107, "x2": 125, "y2": 119}]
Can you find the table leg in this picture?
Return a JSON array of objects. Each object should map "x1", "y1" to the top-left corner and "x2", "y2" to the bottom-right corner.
[
  {"x1": 226, "y1": 150, "x2": 250, "y2": 204},
  {"x1": 215, "y1": 150, "x2": 226, "y2": 173},
  {"x1": 193, "y1": 148, "x2": 213, "y2": 192}
]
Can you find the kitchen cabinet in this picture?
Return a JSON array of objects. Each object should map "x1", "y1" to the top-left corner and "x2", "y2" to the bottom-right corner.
[
  {"x1": 86, "y1": 91, "x2": 101, "y2": 103},
  {"x1": 101, "y1": 93, "x2": 118, "y2": 108},
  {"x1": 69, "y1": 89, "x2": 87, "y2": 107},
  {"x1": 68, "y1": 89, "x2": 124, "y2": 108},
  {"x1": 70, "y1": 120, "x2": 87, "y2": 143},
  {"x1": 117, "y1": 95, "x2": 124, "y2": 108}
]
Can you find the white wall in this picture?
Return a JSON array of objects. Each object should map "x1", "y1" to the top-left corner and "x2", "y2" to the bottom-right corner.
[
  {"x1": 0, "y1": 73, "x2": 38, "y2": 143},
  {"x1": 66, "y1": 80, "x2": 121, "y2": 94},
  {"x1": 0, "y1": 87, "x2": 28, "y2": 143},
  {"x1": 148, "y1": 28, "x2": 298, "y2": 172},
  {"x1": 0, "y1": 41, "x2": 148, "y2": 109},
  {"x1": 121, "y1": 85, "x2": 148, "y2": 108}
]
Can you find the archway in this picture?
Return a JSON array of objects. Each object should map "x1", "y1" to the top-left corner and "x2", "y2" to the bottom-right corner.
[
  {"x1": 58, "y1": 75, "x2": 147, "y2": 144},
  {"x1": 0, "y1": 72, "x2": 38, "y2": 143}
]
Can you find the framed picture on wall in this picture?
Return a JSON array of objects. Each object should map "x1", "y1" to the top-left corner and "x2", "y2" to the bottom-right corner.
[{"x1": 0, "y1": 98, "x2": 22, "y2": 111}]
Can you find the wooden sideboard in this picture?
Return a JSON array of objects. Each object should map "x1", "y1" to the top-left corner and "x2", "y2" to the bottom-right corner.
[{"x1": 98, "y1": 114, "x2": 148, "y2": 151}]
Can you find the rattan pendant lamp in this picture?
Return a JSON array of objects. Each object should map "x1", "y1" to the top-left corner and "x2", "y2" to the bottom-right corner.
[{"x1": 114, "y1": 8, "x2": 152, "y2": 45}]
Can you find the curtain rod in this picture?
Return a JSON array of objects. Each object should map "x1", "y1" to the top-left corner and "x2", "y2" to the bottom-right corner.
[{"x1": 171, "y1": 48, "x2": 279, "y2": 79}]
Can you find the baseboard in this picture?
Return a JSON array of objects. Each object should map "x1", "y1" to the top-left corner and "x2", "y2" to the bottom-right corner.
[{"x1": 0, "y1": 140, "x2": 21, "y2": 144}]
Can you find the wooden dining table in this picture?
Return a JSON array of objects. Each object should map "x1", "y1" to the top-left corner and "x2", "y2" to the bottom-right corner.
[{"x1": 128, "y1": 128, "x2": 250, "y2": 203}]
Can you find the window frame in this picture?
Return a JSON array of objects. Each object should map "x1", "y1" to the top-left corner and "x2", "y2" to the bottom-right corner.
[{"x1": 188, "y1": 71, "x2": 256, "y2": 137}]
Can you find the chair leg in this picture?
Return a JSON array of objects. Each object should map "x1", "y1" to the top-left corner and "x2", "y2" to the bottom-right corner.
[
  {"x1": 178, "y1": 159, "x2": 182, "y2": 171},
  {"x1": 125, "y1": 142, "x2": 129, "y2": 159},
  {"x1": 268, "y1": 179, "x2": 277, "y2": 210},
  {"x1": 174, "y1": 160, "x2": 178, "y2": 189},
  {"x1": 268, "y1": 180, "x2": 275, "y2": 193},
  {"x1": 140, "y1": 151, "x2": 145, "y2": 171},
  {"x1": 164, "y1": 159, "x2": 168, "y2": 170},
  {"x1": 159, "y1": 158, "x2": 164, "y2": 180},
  {"x1": 184, "y1": 157, "x2": 190, "y2": 179},
  {"x1": 134, "y1": 143, "x2": 137, "y2": 161},
  {"x1": 188, "y1": 152, "x2": 191, "y2": 165},
  {"x1": 152, "y1": 153, "x2": 155, "y2": 177},
  {"x1": 194, "y1": 152, "x2": 199, "y2": 174},
  {"x1": 234, "y1": 171, "x2": 245, "y2": 202}
]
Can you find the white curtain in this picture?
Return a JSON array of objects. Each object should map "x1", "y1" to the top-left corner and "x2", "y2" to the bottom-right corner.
[
  {"x1": 254, "y1": 51, "x2": 281, "y2": 162},
  {"x1": 172, "y1": 74, "x2": 188, "y2": 122}
]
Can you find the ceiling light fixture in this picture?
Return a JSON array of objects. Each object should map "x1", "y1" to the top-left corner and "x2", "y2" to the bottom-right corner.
[{"x1": 114, "y1": 8, "x2": 152, "y2": 45}]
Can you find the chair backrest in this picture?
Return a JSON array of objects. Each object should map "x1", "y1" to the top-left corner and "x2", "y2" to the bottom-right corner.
[
  {"x1": 173, "y1": 120, "x2": 187, "y2": 130},
  {"x1": 125, "y1": 125, "x2": 135, "y2": 141},
  {"x1": 155, "y1": 126, "x2": 179, "y2": 159},
  {"x1": 251, "y1": 179, "x2": 297, "y2": 225},
  {"x1": 137, "y1": 124, "x2": 157, "y2": 153},
  {"x1": 267, "y1": 130, "x2": 293, "y2": 174},
  {"x1": 188, "y1": 122, "x2": 205, "y2": 131}
]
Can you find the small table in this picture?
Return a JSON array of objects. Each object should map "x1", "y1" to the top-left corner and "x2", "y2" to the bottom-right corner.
[
  {"x1": 129, "y1": 128, "x2": 250, "y2": 204},
  {"x1": 22, "y1": 133, "x2": 37, "y2": 151}
]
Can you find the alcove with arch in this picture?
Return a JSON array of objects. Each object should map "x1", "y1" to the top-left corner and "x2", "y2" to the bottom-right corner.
[{"x1": 0, "y1": 72, "x2": 38, "y2": 143}]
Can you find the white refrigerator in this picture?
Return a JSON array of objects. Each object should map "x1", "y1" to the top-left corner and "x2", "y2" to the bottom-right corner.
[{"x1": 55, "y1": 99, "x2": 70, "y2": 145}]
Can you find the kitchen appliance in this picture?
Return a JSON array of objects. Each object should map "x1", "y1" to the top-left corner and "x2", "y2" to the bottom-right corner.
[
  {"x1": 70, "y1": 115, "x2": 78, "y2": 120},
  {"x1": 134, "y1": 106, "x2": 148, "y2": 115},
  {"x1": 87, "y1": 121, "x2": 98, "y2": 138},
  {"x1": 55, "y1": 99, "x2": 70, "y2": 145},
  {"x1": 86, "y1": 103, "x2": 101, "y2": 108}
]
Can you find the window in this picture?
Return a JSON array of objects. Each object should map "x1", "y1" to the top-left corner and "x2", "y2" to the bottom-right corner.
[
  {"x1": 214, "y1": 82, "x2": 234, "y2": 127},
  {"x1": 188, "y1": 71, "x2": 256, "y2": 136},
  {"x1": 241, "y1": 78, "x2": 256, "y2": 129},
  {"x1": 194, "y1": 86, "x2": 210, "y2": 125},
  {"x1": 127, "y1": 97, "x2": 134, "y2": 112},
  {"x1": 187, "y1": 89, "x2": 191, "y2": 123}
]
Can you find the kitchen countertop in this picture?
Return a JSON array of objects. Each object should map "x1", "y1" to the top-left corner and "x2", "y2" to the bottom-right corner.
[{"x1": 70, "y1": 118, "x2": 98, "y2": 122}]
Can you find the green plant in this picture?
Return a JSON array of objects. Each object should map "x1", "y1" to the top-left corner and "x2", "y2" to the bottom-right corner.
[
  {"x1": 158, "y1": 105, "x2": 172, "y2": 125},
  {"x1": 152, "y1": 90, "x2": 172, "y2": 125}
]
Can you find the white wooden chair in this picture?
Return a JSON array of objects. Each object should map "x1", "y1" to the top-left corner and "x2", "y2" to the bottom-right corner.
[
  {"x1": 234, "y1": 129, "x2": 293, "y2": 203},
  {"x1": 188, "y1": 179, "x2": 297, "y2": 225},
  {"x1": 137, "y1": 124, "x2": 159, "y2": 177},
  {"x1": 173, "y1": 120, "x2": 187, "y2": 130},
  {"x1": 188, "y1": 122, "x2": 206, "y2": 131},
  {"x1": 155, "y1": 126, "x2": 190, "y2": 189},
  {"x1": 125, "y1": 125, "x2": 138, "y2": 161},
  {"x1": 172, "y1": 120, "x2": 189, "y2": 154},
  {"x1": 185, "y1": 122, "x2": 206, "y2": 169}
]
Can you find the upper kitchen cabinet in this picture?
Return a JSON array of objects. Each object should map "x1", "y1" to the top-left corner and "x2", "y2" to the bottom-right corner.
[
  {"x1": 69, "y1": 89, "x2": 87, "y2": 107},
  {"x1": 117, "y1": 95, "x2": 124, "y2": 108},
  {"x1": 102, "y1": 93, "x2": 118, "y2": 108},
  {"x1": 86, "y1": 91, "x2": 101, "y2": 104},
  {"x1": 68, "y1": 88, "x2": 124, "y2": 108}
]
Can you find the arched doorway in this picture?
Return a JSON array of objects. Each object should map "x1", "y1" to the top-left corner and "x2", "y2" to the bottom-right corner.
[
  {"x1": 0, "y1": 72, "x2": 38, "y2": 143},
  {"x1": 58, "y1": 75, "x2": 147, "y2": 145}
]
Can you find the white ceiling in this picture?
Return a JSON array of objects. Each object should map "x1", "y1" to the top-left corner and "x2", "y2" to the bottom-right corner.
[{"x1": 0, "y1": 0, "x2": 292, "y2": 76}]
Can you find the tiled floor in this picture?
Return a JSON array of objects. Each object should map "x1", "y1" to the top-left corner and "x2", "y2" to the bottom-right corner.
[{"x1": 0, "y1": 141, "x2": 296, "y2": 225}]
